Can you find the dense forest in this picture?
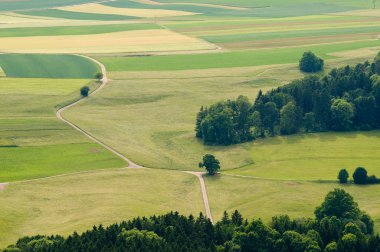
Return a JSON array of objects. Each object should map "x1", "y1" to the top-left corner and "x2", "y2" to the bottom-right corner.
[
  {"x1": 196, "y1": 53, "x2": 380, "y2": 145},
  {"x1": 3, "y1": 189, "x2": 380, "y2": 252}
]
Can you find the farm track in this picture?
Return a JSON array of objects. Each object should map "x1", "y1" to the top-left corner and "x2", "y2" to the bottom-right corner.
[{"x1": 55, "y1": 55, "x2": 213, "y2": 222}]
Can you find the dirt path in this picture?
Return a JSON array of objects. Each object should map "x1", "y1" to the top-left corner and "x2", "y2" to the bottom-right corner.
[
  {"x1": 55, "y1": 55, "x2": 213, "y2": 221},
  {"x1": 187, "y1": 171, "x2": 213, "y2": 222},
  {"x1": 56, "y1": 55, "x2": 142, "y2": 168},
  {"x1": 0, "y1": 183, "x2": 7, "y2": 191}
]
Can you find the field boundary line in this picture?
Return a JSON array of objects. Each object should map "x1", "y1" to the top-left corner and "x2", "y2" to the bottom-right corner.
[{"x1": 56, "y1": 55, "x2": 142, "y2": 168}]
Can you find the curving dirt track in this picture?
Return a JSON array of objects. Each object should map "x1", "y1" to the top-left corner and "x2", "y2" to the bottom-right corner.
[
  {"x1": 56, "y1": 55, "x2": 142, "y2": 168},
  {"x1": 55, "y1": 55, "x2": 213, "y2": 221}
]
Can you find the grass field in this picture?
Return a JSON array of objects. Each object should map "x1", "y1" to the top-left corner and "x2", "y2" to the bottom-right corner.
[
  {"x1": 0, "y1": 168, "x2": 203, "y2": 247},
  {"x1": 64, "y1": 53, "x2": 376, "y2": 172},
  {"x1": 205, "y1": 174, "x2": 380, "y2": 233},
  {"x1": 0, "y1": 54, "x2": 99, "y2": 78},
  {"x1": 0, "y1": 30, "x2": 217, "y2": 54},
  {"x1": 98, "y1": 40, "x2": 380, "y2": 71},
  {"x1": 57, "y1": 3, "x2": 197, "y2": 18},
  {"x1": 225, "y1": 131, "x2": 380, "y2": 181},
  {"x1": 17, "y1": 9, "x2": 139, "y2": 21},
  {"x1": 2, "y1": 0, "x2": 380, "y2": 247},
  {"x1": 0, "y1": 23, "x2": 160, "y2": 37},
  {"x1": 0, "y1": 0, "x2": 95, "y2": 11},
  {"x1": 0, "y1": 78, "x2": 125, "y2": 181}
]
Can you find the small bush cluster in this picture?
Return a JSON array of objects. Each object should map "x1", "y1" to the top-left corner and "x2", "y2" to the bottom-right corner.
[{"x1": 338, "y1": 167, "x2": 380, "y2": 185}]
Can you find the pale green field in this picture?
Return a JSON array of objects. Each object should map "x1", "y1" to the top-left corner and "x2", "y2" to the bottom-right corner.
[
  {"x1": 0, "y1": 168, "x2": 203, "y2": 247},
  {"x1": 64, "y1": 54, "x2": 376, "y2": 172},
  {"x1": 205, "y1": 174, "x2": 380, "y2": 233},
  {"x1": 64, "y1": 64, "x2": 299, "y2": 170},
  {"x1": 0, "y1": 78, "x2": 126, "y2": 181},
  {"x1": 225, "y1": 131, "x2": 380, "y2": 181}
]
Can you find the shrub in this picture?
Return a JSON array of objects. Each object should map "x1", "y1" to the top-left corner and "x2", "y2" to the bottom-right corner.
[
  {"x1": 299, "y1": 51, "x2": 324, "y2": 73},
  {"x1": 80, "y1": 86, "x2": 90, "y2": 97},
  {"x1": 353, "y1": 167, "x2": 368, "y2": 185},
  {"x1": 338, "y1": 169, "x2": 349, "y2": 184}
]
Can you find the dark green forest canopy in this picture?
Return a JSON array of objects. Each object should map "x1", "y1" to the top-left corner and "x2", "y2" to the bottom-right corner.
[
  {"x1": 3, "y1": 189, "x2": 380, "y2": 252},
  {"x1": 195, "y1": 52, "x2": 380, "y2": 145}
]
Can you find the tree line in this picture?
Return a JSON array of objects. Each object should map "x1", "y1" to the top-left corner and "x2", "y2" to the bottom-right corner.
[
  {"x1": 196, "y1": 52, "x2": 380, "y2": 145},
  {"x1": 3, "y1": 189, "x2": 380, "y2": 252}
]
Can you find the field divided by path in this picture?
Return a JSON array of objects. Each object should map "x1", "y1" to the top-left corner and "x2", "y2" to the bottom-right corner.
[
  {"x1": 0, "y1": 54, "x2": 100, "y2": 78},
  {"x1": 0, "y1": 77, "x2": 126, "y2": 182},
  {"x1": 0, "y1": 168, "x2": 204, "y2": 247}
]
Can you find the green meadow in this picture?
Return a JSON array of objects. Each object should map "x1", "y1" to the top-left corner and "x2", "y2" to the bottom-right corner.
[
  {"x1": 2, "y1": 0, "x2": 380, "y2": 248},
  {"x1": 0, "y1": 78, "x2": 125, "y2": 182},
  {"x1": 0, "y1": 54, "x2": 99, "y2": 79},
  {"x1": 0, "y1": 23, "x2": 160, "y2": 38},
  {"x1": 18, "y1": 9, "x2": 139, "y2": 21},
  {"x1": 0, "y1": 168, "x2": 203, "y2": 247},
  {"x1": 64, "y1": 53, "x2": 377, "y2": 172},
  {"x1": 98, "y1": 40, "x2": 380, "y2": 71},
  {"x1": 205, "y1": 175, "x2": 380, "y2": 233}
]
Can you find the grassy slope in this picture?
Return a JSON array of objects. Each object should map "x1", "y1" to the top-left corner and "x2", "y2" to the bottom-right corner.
[
  {"x1": 0, "y1": 23, "x2": 160, "y2": 37},
  {"x1": 205, "y1": 175, "x2": 380, "y2": 233},
  {"x1": 65, "y1": 54, "x2": 378, "y2": 172},
  {"x1": 0, "y1": 168, "x2": 203, "y2": 247},
  {"x1": 63, "y1": 64, "x2": 296, "y2": 170},
  {"x1": 225, "y1": 131, "x2": 380, "y2": 181},
  {"x1": 0, "y1": 54, "x2": 99, "y2": 79},
  {"x1": 98, "y1": 40, "x2": 380, "y2": 71},
  {"x1": 0, "y1": 78, "x2": 125, "y2": 182}
]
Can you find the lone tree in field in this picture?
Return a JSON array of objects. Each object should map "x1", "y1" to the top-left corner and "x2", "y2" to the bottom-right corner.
[
  {"x1": 353, "y1": 167, "x2": 368, "y2": 184},
  {"x1": 80, "y1": 86, "x2": 90, "y2": 97},
  {"x1": 299, "y1": 51, "x2": 324, "y2": 73},
  {"x1": 338, "y1": 169, "x2": 349, "y2": 184},
  {"x1": 199, "y1": 154, "x2": 220, "y2": 175},
  {"x1": 95, "y1": 72, "x2": 103, "y2": 82}
]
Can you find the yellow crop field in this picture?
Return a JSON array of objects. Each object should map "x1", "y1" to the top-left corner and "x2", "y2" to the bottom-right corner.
[
  {"x1": 57, "y1": 3, "x2": 197, "y2": 18},
  {"x1": 0, "y1": 29, "x2": 217, "y2": 53},
  {"x1": 332, "y1": 9, "x2": 380, "y2": 17}
]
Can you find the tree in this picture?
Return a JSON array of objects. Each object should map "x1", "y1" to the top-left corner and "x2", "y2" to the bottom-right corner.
[
  {"x1": 338, "y1": 169, "x2": 349, "y2": 184},
  {"x1": 280, "y1": 102, "x2": 300, "y2": 135},
  {"x1": 262, "y1": 102, "x2": 279, "y2": 136},
  {"x1": 95, "y1": 72, "x2": 103, "y2": 82},
  {"x1": 251, "y1": 111, "x2": 264, "y2": 137},
  {"x1": 80, "y1": 86, "x2": 90, "y2": 97},
  {"x1": 199, "y1": 154, "x2": 220, "y2": 175},
  {"x1": 231, "y1": 210, "x2": 243, "y2": 226},
  {"x1": 303, "y1": 112, "x2": 316, "y2": 132},
  {"x1": 353, "y1": 167, "x2": 368, "y2": 185},
  {"x1": 315, "y1": 189, "x2": 360, "y2": 220},
  {"x1": 330, "y1": 99, "x2": 354, "y2": 131},
  {"x1": 373, "y1": 0, "x2": 377, "y2": 9},
  {"x1": 299, "y1": 51, "x2": 324, "y2": 73}
]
